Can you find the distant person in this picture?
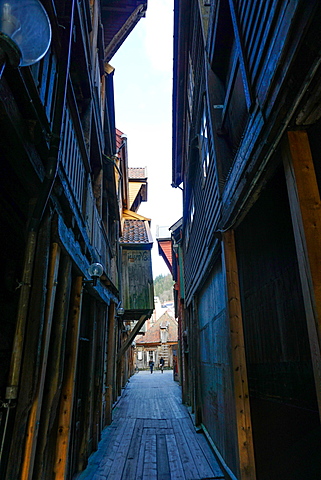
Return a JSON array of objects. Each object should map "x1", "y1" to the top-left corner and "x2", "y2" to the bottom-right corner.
[
  {"x1": 159, "y1": 357, "x2": 165, "y2": 373},
  {"x1": 149, "y1": 360, "x2": 154, "y2": 374}
]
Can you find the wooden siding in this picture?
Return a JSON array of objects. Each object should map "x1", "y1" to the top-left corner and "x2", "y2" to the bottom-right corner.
[
  {"x1": 60, "y1": 105, "x2": 86, "y2": 210},
  {"x1": 235, "y1": 167, "x2": 321, "y2": 477},
  {"x1": 198, "y1": 259, "x2": 238, "y2": 477},
  {"x1": 31, "y1": 49, "x2": 57, "y2": 122},
  {"x1": 183, "y1": 2, "x2": 221, "y2": 305},
  {"x1": 173, "y1": 0, "x2": 321, "y2": 478},
  {"x1": 204, "y1": 0, "x2": 320, "y2": 231},
  {"x1": 122, "y1": 248, "x2": 154, "y2": 314},
  {"x1": 235, "y1": 168, "x2": 316, "y2": 407}
]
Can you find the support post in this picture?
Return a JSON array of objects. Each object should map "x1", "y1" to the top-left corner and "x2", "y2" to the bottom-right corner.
[
  {"x1": 283, "y1": 130, "x2": 321, "y2": 417},
  {"x1": 105, "y1": 303, "x2": 116, "y2": 425},
  {"x1": 53, "y1": 276, "x2": 83, "y2": 480},
  {"x1": 117, "y1": 314, "x2": 147, "y2": 361},
  {"x1": 222, "y1": 230, "x2": 256, "y2": 480},
  {"x1": 21, "y1": 242, "x2": 61, "y2": 480},
  {"x1": 6, "y1": 230, "x2": 37, "y2": 402},
  {"x1": 33, "y1": 255, "x2": 72, "y2": 479}
]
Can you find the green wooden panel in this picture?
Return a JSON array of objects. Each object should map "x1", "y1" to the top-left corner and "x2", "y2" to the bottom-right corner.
[{"x1": 122, "y1": 248, "x2": 154, "y2": 311}]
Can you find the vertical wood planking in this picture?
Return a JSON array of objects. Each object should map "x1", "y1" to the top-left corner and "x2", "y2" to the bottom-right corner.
[
  {"x1": 105, "y1": 302, "x2": 116, "y2": 425},
  {"x1": 283, "y1": 130, "x2": 321, "y2": 418},
  {"x1": 33, "y1": 254, "x2": 72, "y2": 479},
  {"x1": 223, "y1": 230, "x2": 256, "y2": 480},
  {"x1": 21, "y1": 242, "x2": 61, "y2": 480},
  {"x1": 54, "y1": 276, "x2": 83, "y2": 480},
  {"x1": 5, "y1": 216, "x2": 51, "y2": 480}
]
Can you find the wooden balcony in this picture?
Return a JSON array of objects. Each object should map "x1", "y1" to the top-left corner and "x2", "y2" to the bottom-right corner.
[{"x1": 59, "y1": 100, "x2": 116, "y2": 285}]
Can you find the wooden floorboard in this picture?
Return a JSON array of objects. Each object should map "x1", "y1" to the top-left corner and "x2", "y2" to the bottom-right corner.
[{"x1": 78, "y1": 370, "x2": 225, "y2": 480}]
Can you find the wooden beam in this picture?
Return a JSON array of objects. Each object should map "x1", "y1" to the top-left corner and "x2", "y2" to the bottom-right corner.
[
  {"x1": 21, "y1": 242, "x2": 61, "y2": 480},
  {"x1": 33, "y1": 255, "x2": 72, "y2": 479},
  {"x1": 105, "y1": 303, "x2": 116, "y2": 425},
  {"x1": 5, "y1": 216, "x2": 51, "y2": 480},
  {"x1": 6, "y1": 229, "x2": 37, "y2": 401},
  {"x1": 222, "y1": 230, "x2": 256, "y2": 480},
  {"x1": 88, "y1": 302, "x2": 98, "y2": 450},
  {"x1": 53, "y1": 276, "x2": 83, "y2": 480},
  {"x1": 283, "y1": 130, "x2": 321, "y2": 417},
  {"x1": 117, "y1": 314, "x2": 147, "y2": 362},
  {"x1": 228, "y1": 0, "x2": 254, "y2": 110}
]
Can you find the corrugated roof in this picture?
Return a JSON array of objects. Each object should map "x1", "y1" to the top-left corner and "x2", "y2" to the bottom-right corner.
[{"x1": 120, "y1": 219, "x2": 151, "y2": 244}]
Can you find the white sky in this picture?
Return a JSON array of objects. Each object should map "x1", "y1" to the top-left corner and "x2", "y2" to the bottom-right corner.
[{"x1": 111, "y1": 0, "x2": 182, "y2": 278}]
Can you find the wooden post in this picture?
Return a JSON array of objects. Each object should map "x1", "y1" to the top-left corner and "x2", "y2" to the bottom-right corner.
[
  {"x1": 117, "y1": 314, "x2": 147, "y2": 361},
  {"x1": 283, "y1": 130, "x2": 321, "y2": 417},
  {"x1": 192, "y1": 297, "x2": 202, "y2": 426},
  {"x1": 53, "y1": 276, "x2": 83, "y2": 480},
  {"x1": 6, "y1": 229, "x2": 37, "y2": 401},
  {"x1": 222, "y1": 230, "x2": 256, "y2": 480},
  {"x1": 5, "y1": 216, "x2": 51, "y2": 480},
  {"x1": 105, "y1": 303, "x2": 116, "y2": 425},
  {"x1": 88, "y1": 301, "x2": 98, "y2": 450},
  {"x1": 21, "y1": 242, "x2": 61, "y2": 480},
  {"x1": 33, "y1": 255, "x2": 72, "y2": 479}
]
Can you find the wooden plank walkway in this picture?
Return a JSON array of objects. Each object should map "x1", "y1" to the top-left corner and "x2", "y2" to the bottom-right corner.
[{"x1": 78, "y1": 370, "x2": 225, "y2": 480}]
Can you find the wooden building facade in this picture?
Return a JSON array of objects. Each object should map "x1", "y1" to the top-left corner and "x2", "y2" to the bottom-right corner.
[
  {"x1": 173, "y1": 1, "x2": 321, "y2": 478},
  {"x1": 117, "y1": 164, "x2": 154, "y2": 391},
  {"x1": 135, "y1": 311, "x2": 178, "y2": 371},
  {"x1": 0, "y1": 1, "x2": 148, "y2": 479}
]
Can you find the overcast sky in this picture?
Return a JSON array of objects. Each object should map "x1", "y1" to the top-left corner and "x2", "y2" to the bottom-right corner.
[{"x1": 111, "y1": 0, "x2": 182, "y2": 279}]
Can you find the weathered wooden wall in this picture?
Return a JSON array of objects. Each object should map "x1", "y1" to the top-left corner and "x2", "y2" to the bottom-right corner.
[
  {"x1": 0, "y1": 0, "x2": 135, "y2": 477},
  {"x1": 198, "y1": 259, "x2": 238, "y2": 476},
  {"x1": 122, "y1": 248, "x2": 154, "y2": 313},
  {"x1": 173, "y1": 0, "x2": 321, "y2": 478},
  {"x1": 236, "y1": 167, "x2": 321, "y2": 477}
]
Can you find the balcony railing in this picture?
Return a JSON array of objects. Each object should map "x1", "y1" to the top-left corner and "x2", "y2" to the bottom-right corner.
[
  {"x1": 59, "y1": 103, "x2": 114, "y2": 282},
  {"x1": 60, "y1": 105, "x2": 86, "y2": 210}
]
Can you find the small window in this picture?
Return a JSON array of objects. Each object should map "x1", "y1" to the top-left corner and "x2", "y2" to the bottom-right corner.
[
  {"x1": 190, "y1": 196, "x2": 195, "y2": 226},
  {"x1": 184, "y1": 193, "x2": 195, "y2": 249},
  {"x1": 200, "y1": 104, "x2": 210, "y2": 180},
  {"x1": 187, "y1": 54, "x2": 195, "y2": 115}
]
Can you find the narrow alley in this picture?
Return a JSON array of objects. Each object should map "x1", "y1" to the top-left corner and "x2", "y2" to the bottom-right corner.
[{"x1": 78, "y1": 370, "x2": 225, "y2": 480}]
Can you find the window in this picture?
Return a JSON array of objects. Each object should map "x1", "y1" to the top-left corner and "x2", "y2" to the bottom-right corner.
[
  {"x1": 187, "y1": 54, "x2": 195, "y2": 116},
  {"x1": 210, "y1": 0, "x2": 251, "y2": 184},
  {"x1": 190, "y1": 196, "x2": 195, "y2": 226},
  {"x1": 184, "y1": 193, "x2": 195, "y2": 249},
  {"x1": 200, "y1": 104, "x2": 210, "y2": 180}
]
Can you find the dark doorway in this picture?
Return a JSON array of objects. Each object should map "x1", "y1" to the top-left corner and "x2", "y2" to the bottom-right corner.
[{"x1": 236, "y1": 166, "x2": 321, "y2": 479}]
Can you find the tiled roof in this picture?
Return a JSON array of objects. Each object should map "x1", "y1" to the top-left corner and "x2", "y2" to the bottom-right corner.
[
  {"x1": 157, "y1": 240, "x2": 172, "y2": 274},
  {"x1": 129, "y1": 167, "x2": 147, "y2": 179},
  {"x1": 136, "y1": 312, "x2": 178, "y2": 345},
  {"x1": 116, "y1": 128, "x2": 125, "y2": 151},
  {"x1": 120, "y1": 219, "x2": 151, "y2": 244}
]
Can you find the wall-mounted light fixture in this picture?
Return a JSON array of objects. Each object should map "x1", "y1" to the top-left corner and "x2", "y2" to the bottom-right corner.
[
  {"x1": 0, "y1": 0, "x2": 51, "y2": 71},
  {"x1": 117, "y1": 306, "x2": 125, "y2": 316},
  {"x1": 83, "y1": 262, "x2": 104, "y2": 287}
]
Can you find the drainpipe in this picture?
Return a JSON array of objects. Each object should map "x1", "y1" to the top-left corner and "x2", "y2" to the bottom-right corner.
[{"x1": 1, "y1": 0, "x2": 76, "y2": 457}]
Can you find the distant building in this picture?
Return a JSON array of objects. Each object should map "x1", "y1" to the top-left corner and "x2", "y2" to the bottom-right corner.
[{"x1": 135, "y1": 312, "x2": 178, "y2": 374}]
